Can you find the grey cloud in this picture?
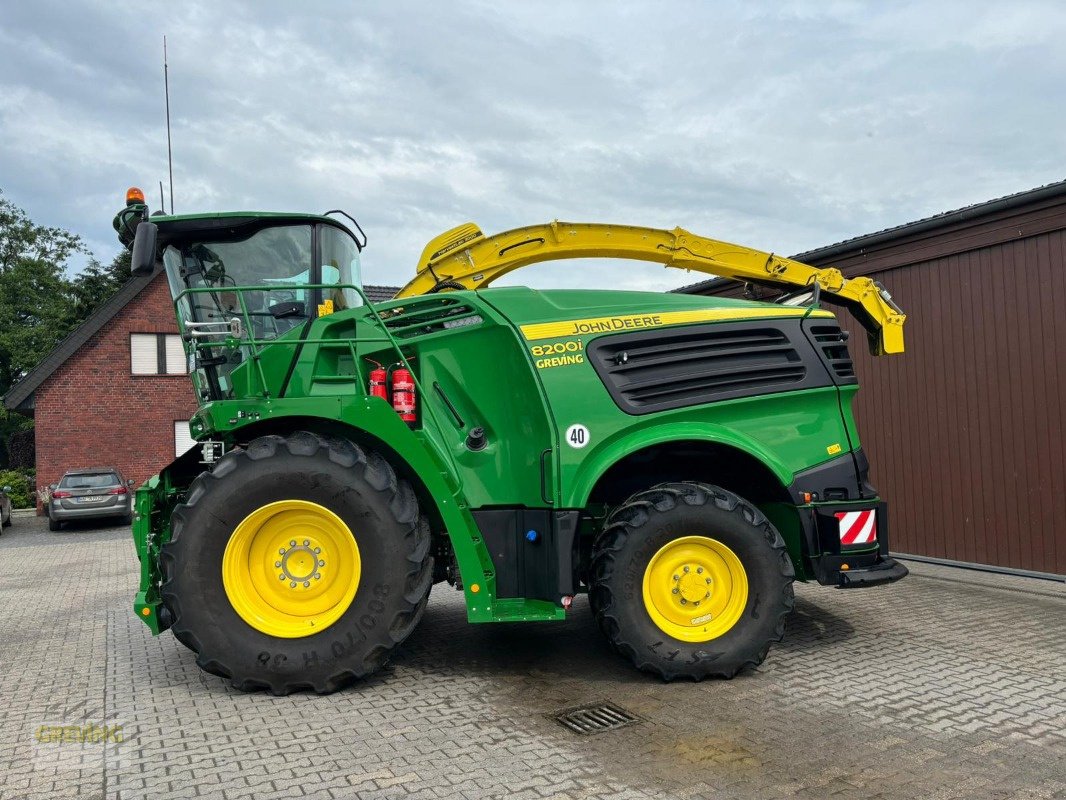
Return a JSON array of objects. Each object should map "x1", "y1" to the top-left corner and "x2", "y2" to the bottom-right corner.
[{"x1": 1, "y1": 0, "x2": 1063, "y2": 288}]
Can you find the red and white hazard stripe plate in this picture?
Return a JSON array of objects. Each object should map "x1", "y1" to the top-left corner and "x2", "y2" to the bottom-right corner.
[{"x1": 836, "y1": 509, "x2": 877, "y2": 546}]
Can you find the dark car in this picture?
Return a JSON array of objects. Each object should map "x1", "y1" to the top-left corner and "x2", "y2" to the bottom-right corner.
[
  {"x1": 48, "y1": 468, "x2": 133, "y2": 531},
  {"x1": 0, "y1": 485, "x2": 11, "y2": 529}
]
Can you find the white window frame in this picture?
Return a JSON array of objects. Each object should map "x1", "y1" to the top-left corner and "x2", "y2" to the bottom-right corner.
[{"x1": 130, "y1": 333, "x2": 187, "y2": 376}]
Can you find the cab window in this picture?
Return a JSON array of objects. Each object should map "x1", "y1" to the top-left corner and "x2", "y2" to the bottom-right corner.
[{"x1": 319, "y1": 225, "x2": 363, "y2": 311}]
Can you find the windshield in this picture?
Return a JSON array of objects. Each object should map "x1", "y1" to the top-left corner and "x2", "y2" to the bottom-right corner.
[
  {"x1": 161, "y1": 221, "x2": 363, "y2": 402},
  {"x1": 164, "y1": 224, "x2": 314, "y2": 325},
  {"x1": 61, "y1": 473, "x2": 119, "y2": 489}
]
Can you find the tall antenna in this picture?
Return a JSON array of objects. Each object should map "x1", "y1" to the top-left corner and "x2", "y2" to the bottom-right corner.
[{"x1": 164, "y1": 35, "x2": 175, "y2": 214}]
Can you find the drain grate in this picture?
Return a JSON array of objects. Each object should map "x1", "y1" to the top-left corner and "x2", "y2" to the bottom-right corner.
[{"x1": 554, "y1": 703, "x2": 640, "y2": 735}]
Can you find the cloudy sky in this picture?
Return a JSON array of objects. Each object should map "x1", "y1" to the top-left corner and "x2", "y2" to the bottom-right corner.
[{"x1": 1, "y1": 1, "x2": 1063, "y2": 291}]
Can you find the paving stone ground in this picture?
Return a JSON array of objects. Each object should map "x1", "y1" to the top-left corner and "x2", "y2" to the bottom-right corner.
[{"x1": 0, "y1": 512, "x2": 1063, "y2": 800}]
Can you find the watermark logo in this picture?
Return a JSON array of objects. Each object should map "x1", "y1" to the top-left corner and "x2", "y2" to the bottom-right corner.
[
  {"x1": 35, "y1": 723, "x2": 124, "y2": 744},
  {"x1": 32, "y1": 719, "x2": 132, "y2": 772}
]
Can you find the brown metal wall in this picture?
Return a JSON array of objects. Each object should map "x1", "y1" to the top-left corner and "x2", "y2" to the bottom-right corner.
[
  {"x1": 838, "y1": 229, "x2": 1065, "y2": 574},
  {"x1": 689, "y1": 190, "x2": 1066, "y2": 574}
]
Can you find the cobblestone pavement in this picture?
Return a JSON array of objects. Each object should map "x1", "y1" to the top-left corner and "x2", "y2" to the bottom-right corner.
[{"x1": 1, "y1": 513, "x2": 1064, "y2": 800}]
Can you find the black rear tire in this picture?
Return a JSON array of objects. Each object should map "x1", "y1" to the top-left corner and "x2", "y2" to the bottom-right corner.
[
  {"x1": 48, "y1": 516, "x2": 61, "y2": 532},
  {"x1": 160, "y1": 431, "x2": 433, "y2": 695},
  {"x1": 590, "y1": 482, "x2": 794, "y2": 680}
]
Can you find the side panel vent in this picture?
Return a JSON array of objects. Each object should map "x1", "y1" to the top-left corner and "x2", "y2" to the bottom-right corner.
[
  {"x1": 805, "y1": 321, "x2": 857, "y2": 384},
  {"x1": 377, "y1": 297, "x2": 483, "y2": 339},
  {"x1": 589, "y1": 320, "x2": 830, "y2": 415}
]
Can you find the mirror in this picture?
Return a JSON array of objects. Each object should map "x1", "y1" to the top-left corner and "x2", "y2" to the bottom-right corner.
[{"x1": 131, "y1": 221, "x2": 159, "y2": 275}]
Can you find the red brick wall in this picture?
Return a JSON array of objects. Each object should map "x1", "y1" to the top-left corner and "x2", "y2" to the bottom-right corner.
[{"x1": 34, "y1": 273, "x2": 198, "y2": 507}]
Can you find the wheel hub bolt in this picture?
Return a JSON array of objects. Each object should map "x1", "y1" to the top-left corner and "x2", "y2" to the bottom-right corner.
[
  {"x1": 275, "y1": 560, "x2": 281, "y2": 567},
  {"x1": 680, "y1": 598, "x2": 687, "y2": 605},
  {"x1": 303, "y1": 581, "x2": 310, "y2": 588},
  {"x1": 683, "y1": 565, "x2": 690, "y2": 573},
  {"x1": 705, "y1": 591, "x2": 710, "y2": 599},
  {"x1": 290, "y1": 581, "x2": 297, "y2": 588},
  {"x1": 314, "y1": 573, "x2": 321, "y2": 580},
  {"x1": 696, "y1": 567, "x2": 704, "y2": 574},
  {"x1": 705, "y1": 578, "x2": 712, "y2": 584},
  {"x1": 672, "y1": 587, "x2": 679, "y2": 594},
  {"x1": 694, "y1": 601, "x2": 700, "y2": 607},
  {"x1": 314, "y1": 547, "x2": 321, "y2": 554},
  {"x1": 303, "y1": 539, "x2": 310, "y2": 546},
  {"x1": 673, "y1": 574, "x2": 679, "y2": 581},
  {"x1": 318, "y1": 560, "x2": 325, "y2": 567},
  {"x1": 290, "y1": 540, "x2": 296, "y2": 547}
]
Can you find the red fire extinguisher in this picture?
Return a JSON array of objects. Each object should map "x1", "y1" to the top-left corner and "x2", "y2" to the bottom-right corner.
[
  {"x1": 367, "y1": 361, "x2": 388, "y2": 401},
  {"x1": 391, "y1": 366, "x2": 417, "y2": 425}
]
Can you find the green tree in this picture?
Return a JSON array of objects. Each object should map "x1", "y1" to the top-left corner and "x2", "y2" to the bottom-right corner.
[
  {"x1": 0, "y1": 190, "x2": 132, "y2": 469},
  {"x1": 70, "y1": 250, "x2": 130, "y2": 320},
  {"x1": 0, "y1": 191, "x2": 85, "y2": 396}
]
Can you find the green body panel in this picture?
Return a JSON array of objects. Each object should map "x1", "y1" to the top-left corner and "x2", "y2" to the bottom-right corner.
[
  {"x1": 127, "y1": 211, "x2": 873, "y2": 630},
  {"x1": 837, "y1": 384, "x2": 863, "y2": 450},
  {"x1": 132, "y1": 476, "x2": 165, "y2": 632},
  {"x1": 476, "y1": 288, "x2": 849, "y2": 507}
]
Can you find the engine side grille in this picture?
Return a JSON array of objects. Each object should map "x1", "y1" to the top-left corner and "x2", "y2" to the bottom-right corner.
[
  {"x1": 589, "y1": 320, "x2": 830, "y2": 415},
  {"x1": 806, "y1": 322, "x2": 857, "y2": 384},
  {"x1": 376, "y1": 297, "x2": 483, "y2": 339}
]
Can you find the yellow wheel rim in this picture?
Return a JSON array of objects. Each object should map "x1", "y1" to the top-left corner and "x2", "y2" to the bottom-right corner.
[
  {"x1": 642, "y1": 535, "x2": 748, "y2": 642},
  {"x1": 222, "y1": 500, "x2": 360, "y2": 638}
]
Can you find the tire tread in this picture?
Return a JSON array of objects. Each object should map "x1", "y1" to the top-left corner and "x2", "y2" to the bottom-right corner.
[
  {"x1": 161, "y1": 431, "x2": 432, "y2": 695},
  {"x1": 590, "y1": 481, "x2": 794, "y2": 681}
]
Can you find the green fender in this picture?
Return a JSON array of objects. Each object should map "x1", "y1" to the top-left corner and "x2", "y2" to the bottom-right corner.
[
  {"x1": 563, "y1": 422, "x2": 794, "y2": 510},
  {"x1": 137, "y1": 396, "x2": 563, "y2": 628}
]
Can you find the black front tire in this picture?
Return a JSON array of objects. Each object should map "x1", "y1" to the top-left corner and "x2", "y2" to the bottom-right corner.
[
  {"x1": 590, "y1": 482, "x2": 794, "y2": 681},
  {"x1": 160, "y1": 432, "x2": 433, "y2": 695}
]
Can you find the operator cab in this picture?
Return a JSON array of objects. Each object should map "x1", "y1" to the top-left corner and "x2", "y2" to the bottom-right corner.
[
  {"x1": 161, "y1": 220, "x2": 363, "y2": 335},
  {"x1": 115, "y1": 191, "x2": 366, "y2": 402}
]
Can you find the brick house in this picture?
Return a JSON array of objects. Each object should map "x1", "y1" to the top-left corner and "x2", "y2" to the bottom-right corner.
[{"x1": 2, "y1": 266, "x2": 397, "y2": 510}]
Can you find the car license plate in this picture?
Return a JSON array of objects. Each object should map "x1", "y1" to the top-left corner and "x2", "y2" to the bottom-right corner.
[{"x1": 80, "y1": 496, "x2": 103, "y2": 503}]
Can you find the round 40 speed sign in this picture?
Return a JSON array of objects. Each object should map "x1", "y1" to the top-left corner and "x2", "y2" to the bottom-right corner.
[{"x1": 565, "y1": 423, "x2": 590, "y2": 449}]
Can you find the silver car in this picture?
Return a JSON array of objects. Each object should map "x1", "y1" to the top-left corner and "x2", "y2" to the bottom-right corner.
[{"x1": 48, "y1": 468, "x2": 133, "y2": 531}]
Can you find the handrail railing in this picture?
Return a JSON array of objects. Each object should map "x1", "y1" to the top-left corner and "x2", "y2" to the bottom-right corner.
[{"x1": 172, "y1": 283, "x2": 462, "y2": 483}]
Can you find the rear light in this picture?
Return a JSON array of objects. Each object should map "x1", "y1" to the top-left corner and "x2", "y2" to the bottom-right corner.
[
  {"x1": 109, "y1": 486, "x2": 128, "y2": 495},
  {"x1": 51, "y1": 490, "x2": 72, "y2": 498}
]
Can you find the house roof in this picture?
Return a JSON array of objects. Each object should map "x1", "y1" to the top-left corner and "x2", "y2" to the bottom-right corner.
[
  {"x1": 3, "y1": 266, "x2": 165, "y2": 413},
  {"x1": 674, "y1": 178, "x2": 1066, "y2": 295},
  {"x1": 2, "y1": 275, "x2": 401, "y2": 414},
  {"x1": 364, "y1": 284, "x2": 398, "y2": 302}
]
